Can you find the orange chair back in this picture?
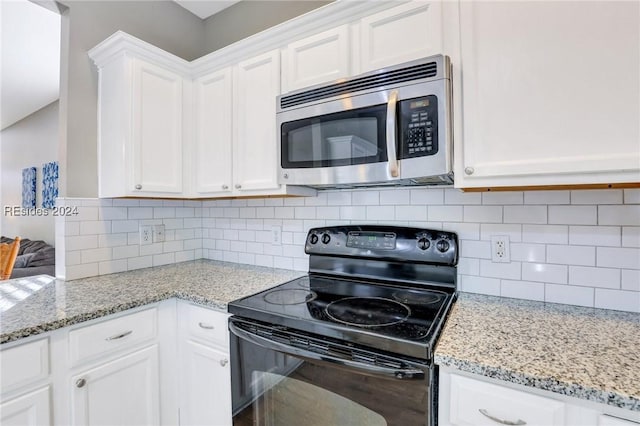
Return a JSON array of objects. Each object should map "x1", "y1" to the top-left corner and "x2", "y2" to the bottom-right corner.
[{"x1": 1, "y1": 237, "x2": 21, "y2": 280}]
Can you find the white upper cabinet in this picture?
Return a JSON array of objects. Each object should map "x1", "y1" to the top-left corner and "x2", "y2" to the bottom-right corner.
[
  {"x1": 192, "y1": 67, "x2": 233, "y2": 196},
  {"x1": 131, "y1": 59, "x2": 184, "y2": 194},
  {"x1": 233, "y1": 50, "x2": 281, "y2": 193},
  {"x1": 452, "y1": 1, "x2": 640, "y2": 188},
  {"x1": 282, "y1": 25, "x2": 351, "y2": 93},
  {"x1": 359, "y1": 1, "x2": 444, "y2": 72}
]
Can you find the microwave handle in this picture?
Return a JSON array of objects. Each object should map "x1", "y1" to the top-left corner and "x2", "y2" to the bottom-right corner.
[{"x1": 386, "y1": 90, "x2": 399, "y2": 178}]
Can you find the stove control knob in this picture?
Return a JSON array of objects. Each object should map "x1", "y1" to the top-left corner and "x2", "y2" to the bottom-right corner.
[
  {"x1": 309, "y1": 234, "x2": 319, "y2": 244},
  {"x1": 321, "y1": 233, "x2": 331, "y2": 244},
  {"x1": 436, "y1": 240, "x2": 450, "y2": 253},
  {"x1": 417, "y1": 237, "x2": 430, "y2": 250}
]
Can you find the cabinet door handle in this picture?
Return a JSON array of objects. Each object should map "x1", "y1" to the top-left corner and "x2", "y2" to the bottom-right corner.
[
  {"x1": 76, "y1": 378, "x2": 86, "y2": 388},
  {"x1": 479, "y1": 409, "x2": 526, "y2": 425},
  {"x1": 464, "y1": 167, "x2": 474, "y2": 175},
  {"x1": 219, "y1": 359, "x2": 228, "y2": 367},
  {"x1": 135, "y1": 184, "x2": 142, "y2": 190},
  {"x1": 222, "y1": 184, "x2": 229, "y2": 190},
  {"x1": 235, "y1": 184, "x2": 242, "y2": 189},
  {"x1": 105, "y1": 330, "x2": 133, "y2": 341},
  {"x1": 198, "y1": 322, "x2": 215, "y2": 330}
]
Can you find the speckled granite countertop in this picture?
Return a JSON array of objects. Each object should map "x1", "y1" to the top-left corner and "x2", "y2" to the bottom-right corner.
[
  {"x1": 0, "y1": 260, "x2": 303, "y2": 344},
  {"x1": 434, "y1": 293, "x2": 640, "y2": 412}
]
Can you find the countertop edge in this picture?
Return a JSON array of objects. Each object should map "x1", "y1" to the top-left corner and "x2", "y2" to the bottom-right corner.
[{"x1": 434, "y1": 354, "x2": 640, "y2": 412}]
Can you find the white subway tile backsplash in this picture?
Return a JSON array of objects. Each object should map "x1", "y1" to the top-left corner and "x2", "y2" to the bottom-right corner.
[
  {"x1": 624, "y1": 189, "x2": 640, "y2": 204},
  {"x1": 594, "y1": 289, "x2": 640, "y2": 313},
  {"x1": 597, "y1": 247, "x2": 640, "y2": 269},
  {"x1": 569, "y1": 226, "x2": 621, "y2": 247},
  {"x1": 380, "y1": 189, "x2": 410, "y2": 205},
  {"x1": 459, "y1": 240, "x2": 491, "y2": 259},
  {"x1": 510, "y1": 243, "x2": 546, "y2": 263},
  {"x1": 547, "y1": 245, "x2": 595, "y2": 266},
  {"x1": 58, "y1": 188, "x2": 640, "y2": 312},
  {"x1": 479, "y1": 260, "x2": 521, "y2": 280},
  {"x1": 480, "y1": 224, "x2": 522, "y2": 242},
  {"x1": 366, "y1": 206, "x2": 395, "y2": 221},
  {"x1": 622, "y1": 269, "x2": 640, "y2": 291},
  {"x1": 622, "y1": 227, "x2": 640, "y2": 247},
  {"x1": 444, "y1": 190, "x2": 481, "y2": 205},
  {"x1": 459, "y1": 275, "x2": 501, "y2": 296},
  {"x1": 545, "y1": 283, "x2": 594, "y2": 307},
  {"x1": 352, "y1": 190, "x2": 379, "y2": 205},
  {"x1": 500, "y1": 280, "x2": 545, "y2": 302},
  {"x1": 522, "y1": 263, "x2": 567, "y2": 284},
  {"x1": 481, "y1": 191, "x2": 523, "y2": 205},
  {"x1": 524, "y1": 190, "x2": 570, "y2": 205},
  {"x1": 503, "y1": 206, "x2": 547, "y2": 224},
  {"x1": 523, "y1": 225, "x2": 568, "y2": 244},
  {"x1": 599, "y1": 205, "x2": 640, "y2": 226},
  {"x1": 568, "y1": 266, "x2": 620, "y2": 289},
  {"x1": 429, "y1": 205, "x2": 463, "y2": 222},
  {"x1": 571, "y1": 189, "x2": 623, "y2": 205},
  {"x1": 548, "y1": 206, "x2": 597, "y2": 225},
  {"x1": 410, "y1": 188, "x2": 444, "y2": 205},
  {"x1": 463, "y1": 206, "x2": 502, "y2": 223}
]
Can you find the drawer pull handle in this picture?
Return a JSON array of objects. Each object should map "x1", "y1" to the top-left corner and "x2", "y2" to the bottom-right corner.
[
  {"x1": 479, "y1": 409, "x2": 526, "y2": 426},
  {"x1": 219, "y1": 359, "x2": 229, "y2": 367},
  {"x1": 198, "y1": 322, "x2": 215, "y2": 330},
  {"x1": 76, "y1": 378, "x2": 86, "y2": 388},
  {"x1": 105, "y1": 330, "x2": 133, "y2": 341}
]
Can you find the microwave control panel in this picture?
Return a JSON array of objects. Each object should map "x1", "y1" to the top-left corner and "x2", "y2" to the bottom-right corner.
[{"x1": 399, "y1": 95, "x2": 438, "y2": 159}]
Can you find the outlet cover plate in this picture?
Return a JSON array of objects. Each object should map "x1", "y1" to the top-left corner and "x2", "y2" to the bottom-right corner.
[
  {"x1": 491, "y1": 235, "x2": 510, "y2": 263},
  {"x1": 140, "y1": 225, "x2": 153, "y2": 246}
]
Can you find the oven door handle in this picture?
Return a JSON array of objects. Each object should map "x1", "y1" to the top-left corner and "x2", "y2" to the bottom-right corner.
[
  {"x1": 229, "y1": 321, "x2": 424, "y2": 380},
  {"x1": 386, "y1": 90, "x2": 400, "y2": 178}
]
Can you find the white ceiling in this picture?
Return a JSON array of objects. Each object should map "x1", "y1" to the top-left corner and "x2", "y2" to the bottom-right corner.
[
  {"x1": 1, "y1": 0, "x2": 61, "y2": 130},
  {"x1": 173, "y1": 0, "x2": 241, "y2": 20}
]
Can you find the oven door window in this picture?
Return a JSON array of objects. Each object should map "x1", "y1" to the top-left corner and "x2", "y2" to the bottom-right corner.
[
  {"x1": 231, "y1": 327, "x2": 431, "y2": 426},
  {"x1": 281, "y1": 104, "x2": 388, "y2": 168}
]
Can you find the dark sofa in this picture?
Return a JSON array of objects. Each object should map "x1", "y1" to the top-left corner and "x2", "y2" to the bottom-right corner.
[{"x1": 1, "y1": 237, "x2": 55, "y2": 278}]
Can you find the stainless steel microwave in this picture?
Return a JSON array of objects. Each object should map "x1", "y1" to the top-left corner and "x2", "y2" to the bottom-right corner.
[{"x1": 277, "y1": 55, "x2": 453, "y2": 188}]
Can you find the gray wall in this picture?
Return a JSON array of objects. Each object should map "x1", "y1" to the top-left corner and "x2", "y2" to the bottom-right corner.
[
  {"x1": 203, "y1": 1, "x2": 332, "y2": 53},
  {"x1": 1, "y1": 101, "x2": 59, "y2": 244},
  {"x1": 59, "y1": 1, "x2": 206, "y2": 198}
]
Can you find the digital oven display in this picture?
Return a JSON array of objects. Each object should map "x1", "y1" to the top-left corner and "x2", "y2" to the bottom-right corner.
[{"x1": 346, "y1": 231, "x2": 396, "y2": 250}]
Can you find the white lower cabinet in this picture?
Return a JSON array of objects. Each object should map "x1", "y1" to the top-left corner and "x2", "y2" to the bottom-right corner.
[
  {"x1": 70, "y1": 345, "x2": 160, "y2": 426},
  {"x1": 178, "y1": 301, "x2": 232, "y2": 426},
  {"x1": 439, "y1": 368, "x2": 640, "y2": 426},
  {"x1": 0, "y1": 386, "x2": 51, "y2": 426}
]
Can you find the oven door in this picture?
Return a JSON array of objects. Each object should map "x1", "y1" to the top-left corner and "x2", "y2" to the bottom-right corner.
[{"x1": 229, "y1": 318, "x2": 434, "y2": 426}]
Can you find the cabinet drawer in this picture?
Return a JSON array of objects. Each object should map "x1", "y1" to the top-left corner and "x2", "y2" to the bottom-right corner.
[
  {"x1": 599, "y1": 415, "x2": 640, "y2": 426},
  {"x1": 69, "y1": 308, "x2": 157, "y2": 366},
  {"x1": 0, "y1": 339, "x2": 49, "y2": 393},
  {"x1": 449, "y1": 374, "x2": 565, "y2": 426},
  {"x1": 183, "y1": 303, "x2": 229, "y2": 348}
]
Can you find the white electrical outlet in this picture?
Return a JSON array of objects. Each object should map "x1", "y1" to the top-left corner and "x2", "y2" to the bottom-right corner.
[
  {"x1": 491, "y1": 235, "x2": 510, "y2": 263},
  {"x1": 153, "y1": 225, "x2": 165, "y2": 243},
  {"x1": 271, "y1": 226, "x2": 282, "y2": 246},
  {"x1": 140, "y1": 225, "x2": 153, "y2": 246}
]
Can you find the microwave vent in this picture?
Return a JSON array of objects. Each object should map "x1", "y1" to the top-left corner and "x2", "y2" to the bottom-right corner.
[{"x1": 280, "y1": 62, "x2": 438, "y2": 109}]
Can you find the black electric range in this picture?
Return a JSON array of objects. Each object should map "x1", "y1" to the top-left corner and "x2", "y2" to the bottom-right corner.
[{"x1": 229, "y1": 225, "x2": 458, "y2": 360}]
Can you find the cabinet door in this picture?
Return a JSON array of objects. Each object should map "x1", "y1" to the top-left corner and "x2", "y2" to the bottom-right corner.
[
  {"x1": 70, "y1": 345, "x2": 160, "y2": 426},
  {"x1": 360, "y1": 1, "x2": 443, "y2": 72},
  {"x1": 193, "y1": 68, "x2": 233, "y2": 195},
  {"x1": 0, "y1": 386, "x2": 51, "y2": 426},
  {"x1": 282, "y1": 25, "x2": 350, "y2": 93},
  {"x1": 131, "y1": 58, "x2": 184, "y2": 194},
  {"x1": 455, "y1": 1, "x2": 640, "y2": 188},
  {"x1": 233, "y1": 50, "x2": 281, "y2": 193},
  {"x1": 180, "y1": 340, "x2": 231, "y2": 426}
]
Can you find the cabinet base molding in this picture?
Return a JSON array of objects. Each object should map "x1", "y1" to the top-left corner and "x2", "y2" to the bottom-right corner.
[{"x1": 461, "y1": 182, "x2": 640, "y2": 192}]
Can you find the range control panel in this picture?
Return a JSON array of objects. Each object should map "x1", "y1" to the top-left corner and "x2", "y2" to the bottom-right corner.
[{"x1": 305, "y1": 225, "x2": 458, "y2": 266}]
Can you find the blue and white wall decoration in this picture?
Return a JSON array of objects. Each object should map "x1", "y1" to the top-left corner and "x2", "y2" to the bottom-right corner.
[
  {"x1": 21, "y1": 167, "x2": 37, "y2": 208},
  {"x1": 42, "y1": 161, "x2": 59, "y2": 209}
]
